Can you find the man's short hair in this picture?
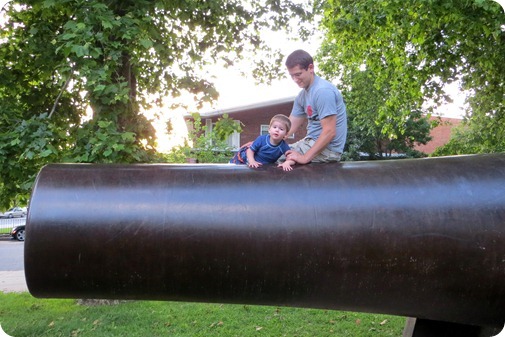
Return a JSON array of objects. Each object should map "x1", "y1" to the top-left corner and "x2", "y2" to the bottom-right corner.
[
  {"x1": 270, "y1": 114, "x2": 291, "y2": 131},
  {"x1": 285, "y1": 49, "x2": 313, "y2": 70}
]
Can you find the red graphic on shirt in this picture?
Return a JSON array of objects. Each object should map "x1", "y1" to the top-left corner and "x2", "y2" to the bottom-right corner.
[{"x1": 307, "y1": 105, "x2": 313, "y2": 117}]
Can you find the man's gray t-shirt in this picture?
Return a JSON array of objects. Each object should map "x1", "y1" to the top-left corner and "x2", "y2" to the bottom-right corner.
[{"x1": 291, "y1": 75, "x2": 347, "y2": 153}]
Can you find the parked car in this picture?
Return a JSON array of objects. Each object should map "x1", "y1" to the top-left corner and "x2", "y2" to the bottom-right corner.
[
  {"x1": 11, "y1": 225, "x2": 25, "y2": 241},
  {"x1": 2, "y1": 207, "x2": 27, "y2": 218}
]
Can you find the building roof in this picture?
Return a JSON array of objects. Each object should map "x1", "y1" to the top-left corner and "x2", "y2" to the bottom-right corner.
[{"x1": 197, "y1": 96, "x2": 296, "y2": 118}]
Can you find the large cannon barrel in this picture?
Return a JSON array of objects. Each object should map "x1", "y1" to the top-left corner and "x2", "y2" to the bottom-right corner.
[{"x1": 25, "y1": 154, "x2": 505, "y2": 329}]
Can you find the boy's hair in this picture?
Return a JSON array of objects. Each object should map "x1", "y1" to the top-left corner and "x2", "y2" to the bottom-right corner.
[
  {"x1": 270, "y1": 114, "x2": 291, "y2": 131},
  {"x1": 285, "y1": 49, "x2": 313, "y2": 70}
]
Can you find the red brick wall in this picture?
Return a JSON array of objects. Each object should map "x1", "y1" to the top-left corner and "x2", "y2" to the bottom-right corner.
[{"x1": 415, "y1": 117, "x2": 462, "y2": 154}]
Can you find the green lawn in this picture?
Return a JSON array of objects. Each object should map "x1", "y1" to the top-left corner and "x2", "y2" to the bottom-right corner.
[{"x1": 0, "y1": 293, "x2": 406, "y2": 336}]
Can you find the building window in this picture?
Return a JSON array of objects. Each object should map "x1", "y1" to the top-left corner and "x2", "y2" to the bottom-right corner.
[{"x1": 260, "y1": 125, "x2": 269, "y2": 136}]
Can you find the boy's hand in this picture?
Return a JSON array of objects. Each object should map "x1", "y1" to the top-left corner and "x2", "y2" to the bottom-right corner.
[
  {"x1": 248, "y1": 160, "x2": 262, "y2": 168},
  {"x1": 278, "y1": 161, "x2": 293, "y2": 171}
]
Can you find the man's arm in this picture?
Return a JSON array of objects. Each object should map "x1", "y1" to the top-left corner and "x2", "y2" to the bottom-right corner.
[
  {"x1": 286, "y1": 115, "x2": 337, "y2": 164},
  {"x1": 287, "y1": 115, "x2": 305, "y2": 138}
]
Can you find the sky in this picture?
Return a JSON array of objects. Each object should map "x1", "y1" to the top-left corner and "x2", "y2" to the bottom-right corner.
[{"x1": 209, "y1": 35, "x2": 320, "y2": 111}]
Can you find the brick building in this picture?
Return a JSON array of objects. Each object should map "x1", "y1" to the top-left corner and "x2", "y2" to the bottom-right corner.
[
  {"x1": 189, "y1": 97, "x2": 461, "y2": 155},
  {"x1": 415, "y1": 117, "x2": 462, "y2": 154}
]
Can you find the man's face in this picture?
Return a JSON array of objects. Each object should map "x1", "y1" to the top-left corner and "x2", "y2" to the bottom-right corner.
[{"x1": 287, "y1": 64, "x2": 314, "y2": 89}]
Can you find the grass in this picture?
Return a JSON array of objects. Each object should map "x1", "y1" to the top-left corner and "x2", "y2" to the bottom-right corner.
[{"x1": 0, "y1": 292, "x2": 406, "y2": 336}]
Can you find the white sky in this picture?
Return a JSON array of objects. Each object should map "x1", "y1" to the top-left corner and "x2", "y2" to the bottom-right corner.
[{"x1": 209, "y1": 34, "x2": 320, "y2": 110}]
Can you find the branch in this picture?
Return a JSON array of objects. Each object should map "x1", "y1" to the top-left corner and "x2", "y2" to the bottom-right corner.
[
  {"x1": 1, "y1": 1, "x2": 13, "y2": 12},
  {"x1": 48, "y1": 73, "x2": 72, "y2": 119}
]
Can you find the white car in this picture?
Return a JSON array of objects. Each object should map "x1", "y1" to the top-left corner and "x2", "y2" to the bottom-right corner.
[{"x1": 2, "y1": 207, "x2": 27, "y2": 218}]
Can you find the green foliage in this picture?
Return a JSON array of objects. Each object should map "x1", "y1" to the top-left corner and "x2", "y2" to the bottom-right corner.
[
  {"x1": 0, "y1": 114, "x2": 61, "y2": 209},
  {"x1": 67, "y1": 119, "x2": 159, "y2": 164},
  {"x1": 0, "y1": 0, "x2": 311, "y2": 206},
  {"x1": 339, "y1": 70, "x2": 433, "y2": 160},
  {"x1": 433, "y1": 117, "x2": 505, "y2": 156},
  {"x1": 0, "y1": 292, "x2": 406, "y2": 337},
  {"x1": 166, "y1": 113, "x2": 241, "y2": 163},
  {"x1": 214, "y1": 114, "x2": 242, "y2": 142},
  {"x1": 317, "y1": 0, "x2": 505, "y2": 156}
]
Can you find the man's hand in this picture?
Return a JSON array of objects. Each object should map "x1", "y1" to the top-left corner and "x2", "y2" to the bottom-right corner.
[
  {"x1": 288, "y1": 115, "x2": 337, "y2": 164},
  {"x1": 286, "y1": 150, "x2": 311, "y2": 164}
]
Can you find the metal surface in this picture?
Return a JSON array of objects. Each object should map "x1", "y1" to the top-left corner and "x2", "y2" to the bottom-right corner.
[
  {"x1": 25, "y1": 154, "x2": 505, "y2": 328},
  {"x1": 402, "y1": 318, "x2": 503, "y2": 337}
]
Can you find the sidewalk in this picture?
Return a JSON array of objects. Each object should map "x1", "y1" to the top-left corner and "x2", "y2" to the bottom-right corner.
[{"x1": 0, "y1": 270, "x2": 28, "y2": 293}]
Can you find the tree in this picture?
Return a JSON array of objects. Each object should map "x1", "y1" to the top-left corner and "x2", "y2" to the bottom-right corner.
[
  {"x1": 339, "y1": 69, "x2": 434, "y2": 160},
  {"x1": 316, "y1": 0, "x2": 504, "y2": 156},
  {"x1": 0, "y1": 0, "x2": 311, "y2": 208}
]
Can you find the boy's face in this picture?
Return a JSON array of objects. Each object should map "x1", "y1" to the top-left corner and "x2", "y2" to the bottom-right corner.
[
  {"x1": 287, "y1": 64, "x2": 314, "y2": 90},
  {"x1": 269, "y1": 121, "x2": 288, "y2": 143}
]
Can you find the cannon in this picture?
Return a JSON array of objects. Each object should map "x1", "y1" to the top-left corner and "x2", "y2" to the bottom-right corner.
[{"x1": 24, "y1": 154, "x2": 505, "y2": 336}]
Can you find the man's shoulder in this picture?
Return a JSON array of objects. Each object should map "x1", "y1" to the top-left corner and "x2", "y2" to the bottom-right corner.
[
  {"x1": 312, "y1": 77, "x2": 343, "y2": 103},
  {"x1": 313, "y1": 75, "x2": 338, "y2": 92}
]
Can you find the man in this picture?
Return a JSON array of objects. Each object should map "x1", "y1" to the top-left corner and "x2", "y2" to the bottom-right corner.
[{"x1": 284, "y1": 49, "x2": 347, "y2": 164}]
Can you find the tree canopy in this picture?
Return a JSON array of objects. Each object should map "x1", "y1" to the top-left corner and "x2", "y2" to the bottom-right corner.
[
  {"x1": 340, "y1": 69, "x2": 434, "y2": 160},
  {"x1": 316, "y1": 0, "x2": 504, "y2": 156},
  {"x1": 0, "y1": 0, "x2": 311, "y2": 208}
]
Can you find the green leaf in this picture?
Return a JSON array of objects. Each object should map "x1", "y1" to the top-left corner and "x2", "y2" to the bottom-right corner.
[
  {"x1": 71, "y1": 45, "x2": 86, "y2": 57},
  {"x1": 25, "y1": 151, "x2": 35, "y2": 160},
  {"x1": 40, "y1": 149, "x2": 53, "y2": 158},
  {"x1": 61, "y1": 33, "x2": 76, "y2": 40},
  {"x1": 94, "y1": 84, "x2": 106, "y2": 92},
  {"x1": 140, "y1": 38, "x2": 153, "y2": 49},
  {"x1": 98, "y1": 121, "x2": 111, "y2": 128},
  {"x1": 102, "y1": 20, "x2": 114, "y2": 30},
  {"x1": 42, "y1": 0, "x2": 56, "y2": 8},
  {"x1": 113, "y1": 144, "x2": 125, "y2": 151}
]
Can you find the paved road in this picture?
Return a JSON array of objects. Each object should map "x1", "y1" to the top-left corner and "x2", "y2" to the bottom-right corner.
[
  {"x1": 0, "y1": 236, "x2": 27, "y2": 292},
  {"x1": 0, "y1": 236, "x2": 24, "y2": 271}
]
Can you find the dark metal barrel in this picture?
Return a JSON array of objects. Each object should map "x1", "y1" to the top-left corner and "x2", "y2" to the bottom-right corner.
[{"x1": 25, "y1": 154, "x2": 505, "y2": 328}]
